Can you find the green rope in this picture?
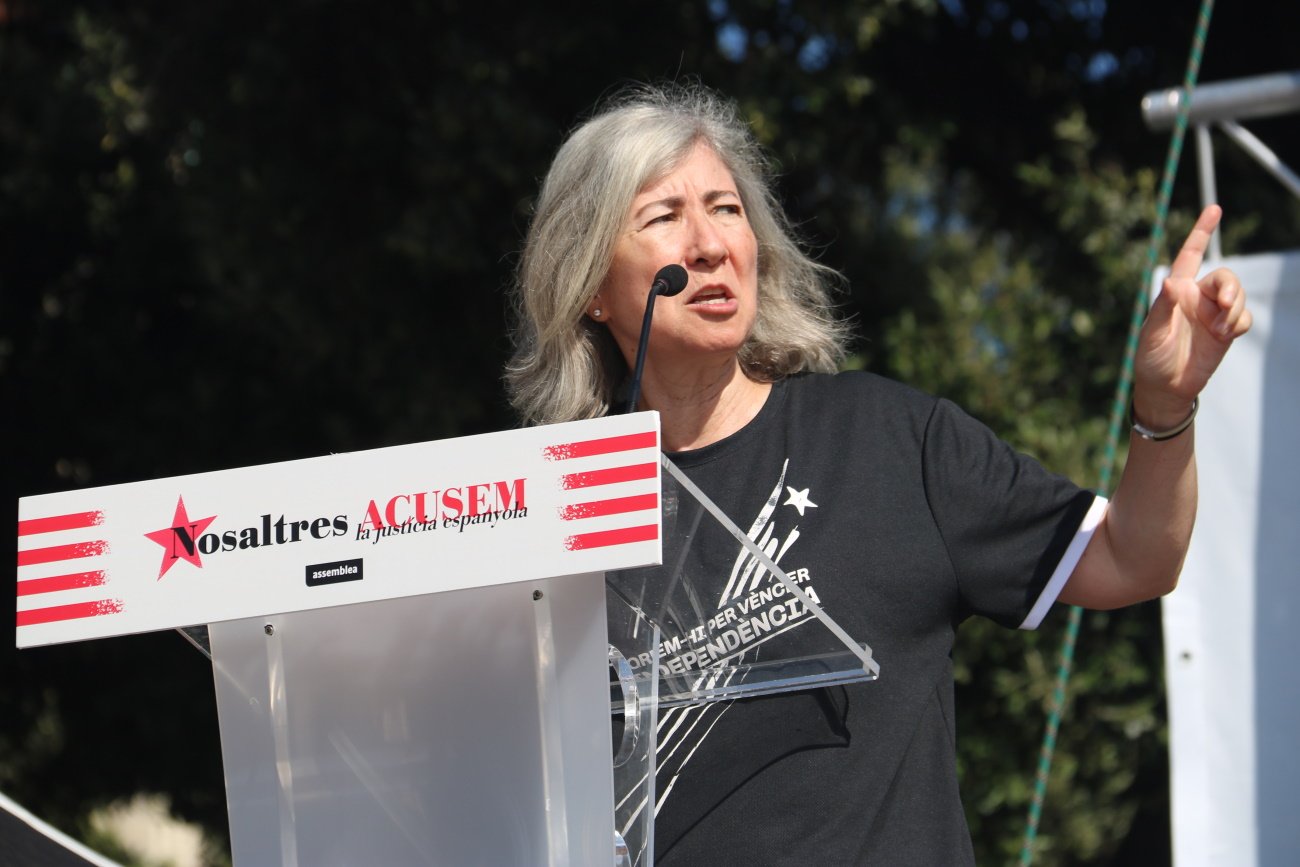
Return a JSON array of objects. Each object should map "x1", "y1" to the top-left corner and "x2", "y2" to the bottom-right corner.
[{"x1": 1018, "y1": 2, "x2": 1215, "y2": 863}]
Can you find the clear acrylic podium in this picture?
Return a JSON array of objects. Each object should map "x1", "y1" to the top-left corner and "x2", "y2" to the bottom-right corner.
[
  {"x1": 187, "y1": 456, "x2": 876, "y2": 866},
  {"x1": 17, "y1": 414, "x2": 876, "y2": 866}
]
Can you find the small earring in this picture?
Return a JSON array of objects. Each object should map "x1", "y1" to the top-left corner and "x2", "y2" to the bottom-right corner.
[{"x1": 592, "y1": 308, "x2": 602, "y2": 318}]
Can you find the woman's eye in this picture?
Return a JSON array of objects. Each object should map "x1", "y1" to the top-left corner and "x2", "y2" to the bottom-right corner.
[
  {"x1": 715, "y1": 204, "x2": 742, "y2": 216},
  {"x1": 647, "y1": 213, "x2": 675, "y2": 225}
]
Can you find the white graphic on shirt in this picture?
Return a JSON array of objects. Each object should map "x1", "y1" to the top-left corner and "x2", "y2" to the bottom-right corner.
[
  {"x1": 719, "y1": 461, "x2": 804, "y2": 605},
  {"x1": 783, "y1": 486, "x2": 818, "y2": 516},
  {"x1": 652, "y1": 458, "x2": 823, "y2": 824}
]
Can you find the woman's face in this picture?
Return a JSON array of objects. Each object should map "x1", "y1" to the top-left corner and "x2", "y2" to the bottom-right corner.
[{"x1": 593, "y1": 143, "x2": 759, "y2": 369}]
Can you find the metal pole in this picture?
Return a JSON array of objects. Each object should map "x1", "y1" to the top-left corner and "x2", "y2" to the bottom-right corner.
[
  {"x1": 1195, "y1": 124, "x2": 1222, "y2": 261},
  {"x1": 1143, "y1": 70, "x2": 1300, "y2": 130},
  {"x1": 1217, "y1": 119, "x2": 1300, "y2": 201}
]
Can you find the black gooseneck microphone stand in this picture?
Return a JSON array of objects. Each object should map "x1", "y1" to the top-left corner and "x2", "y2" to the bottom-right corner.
[{"x1": 625, "y1": 264, "x2": 689, "y2": 414}]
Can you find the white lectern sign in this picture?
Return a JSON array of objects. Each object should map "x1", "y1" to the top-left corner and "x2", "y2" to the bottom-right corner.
[{"x1": 17, "y1": 413, "x2": 661, "y2": 647}]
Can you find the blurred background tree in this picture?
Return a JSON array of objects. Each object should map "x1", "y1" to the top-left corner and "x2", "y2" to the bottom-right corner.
[{"x1": 3, "y1": 1, "x2": 1295, "y2": 863}]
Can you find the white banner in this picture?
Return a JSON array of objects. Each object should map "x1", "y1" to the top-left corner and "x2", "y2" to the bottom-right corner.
[
  {"x1": 1162, "y1": 251, "x2": 1300, "y2": 866},
  {"x1": 17, "y1": 413, "x2": 662, "y2": 648}
]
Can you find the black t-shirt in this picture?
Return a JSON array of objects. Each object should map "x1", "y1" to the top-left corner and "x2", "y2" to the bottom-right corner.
[{"x1": 649, "y1": 372, "x2": 1098, "y2": 865}]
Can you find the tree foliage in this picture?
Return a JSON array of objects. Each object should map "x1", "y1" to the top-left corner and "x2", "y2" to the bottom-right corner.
[{"x1": 3, "y1": 1, "x2": 1295, "y2": 863}]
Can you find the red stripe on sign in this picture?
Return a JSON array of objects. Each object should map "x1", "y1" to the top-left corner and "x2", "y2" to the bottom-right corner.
[
  {"x1": 17, "y1": 598, "x2": 124, "y2": 627},
  {"x1": 17, "y1": 570, "x2": 107, "y2": 596},
  {"x1": 543, "y1": 431, "x2": 657, "y2": 461},
  {"x1": 17, "y1": 511, "x2": 105, "y2": 536},
  {"x1": 561, "y1": 463, "x2": 656, "y2": 490},
  {"x1": 564, "y1": 524, "x2": 658, "y2": 551},
  {"x1": 559, "y1": 493, "x2": 658, "y2": 521},
  {"x1": 17, "y1": 541, "x2": 110, "y2": 567}
]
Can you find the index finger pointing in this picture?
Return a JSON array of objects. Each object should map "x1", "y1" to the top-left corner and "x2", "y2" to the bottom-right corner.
[{"x1": 1169, "y1": 204, "x2": 1222, "y2": 280}]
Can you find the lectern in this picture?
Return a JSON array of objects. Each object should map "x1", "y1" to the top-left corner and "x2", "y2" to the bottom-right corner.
[{"x1": 17, "y1": 414, "x2": 876, "y2": 865}]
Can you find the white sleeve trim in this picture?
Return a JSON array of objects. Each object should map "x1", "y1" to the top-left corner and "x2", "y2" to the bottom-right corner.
[{"x1": 1017, "y1": 495, "x2": 1109, "y2": 630}]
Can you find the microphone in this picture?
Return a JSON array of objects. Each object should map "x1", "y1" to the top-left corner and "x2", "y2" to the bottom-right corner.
[
  {"x1": 651, "y1": 264, "x2": 688, "y2": 298},
  {"x1": 626, "y1": 264, "x2": 689, "y2": 414}
]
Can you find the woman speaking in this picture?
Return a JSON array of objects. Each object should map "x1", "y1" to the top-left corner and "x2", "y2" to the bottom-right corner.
[{"x1": 505, "y1": 84, "x2": 1249, "y2": 864}]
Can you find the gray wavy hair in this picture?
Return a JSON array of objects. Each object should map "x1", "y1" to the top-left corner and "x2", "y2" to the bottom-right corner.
[{"x1": 505, "y1": 83, "x2": 850, "y2": 425}]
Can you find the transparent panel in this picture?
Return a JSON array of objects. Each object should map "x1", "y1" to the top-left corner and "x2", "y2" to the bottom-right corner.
[
  {"x1": 175, "y1": 625, "x2": 211, "y2": 659},
  {"x1": 207, "y1": 573, "x2": 614, "y2": 867},
  {"x1": 609, "y1": 629, "x2": 660, "y2": 867},
  {"x1": 606, "y1": 456, "x2": 878, "y2": 710}
]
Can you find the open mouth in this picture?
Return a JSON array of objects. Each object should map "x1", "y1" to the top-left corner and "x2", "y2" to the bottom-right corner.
[{"x1": 686, "y1": 286, "x2": 733, "y2": 307}]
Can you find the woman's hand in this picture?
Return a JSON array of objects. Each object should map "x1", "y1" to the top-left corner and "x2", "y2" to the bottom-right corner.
[
  {"x1": 1132, "y1": 205, "x2": 1252, "y2": 428},
  {"x1": 1062, "y1": 205, "x2": 1252, "y2": 610}
]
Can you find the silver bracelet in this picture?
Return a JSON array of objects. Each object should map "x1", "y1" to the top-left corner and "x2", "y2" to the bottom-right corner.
[{"x1": 1131, "y1": 397, "x2": 1198, "y2": 442}]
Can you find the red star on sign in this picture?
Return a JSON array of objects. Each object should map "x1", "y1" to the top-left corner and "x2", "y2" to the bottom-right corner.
[{"x1": 144, "y1": 496, "x2": 217, "y2": 579}]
